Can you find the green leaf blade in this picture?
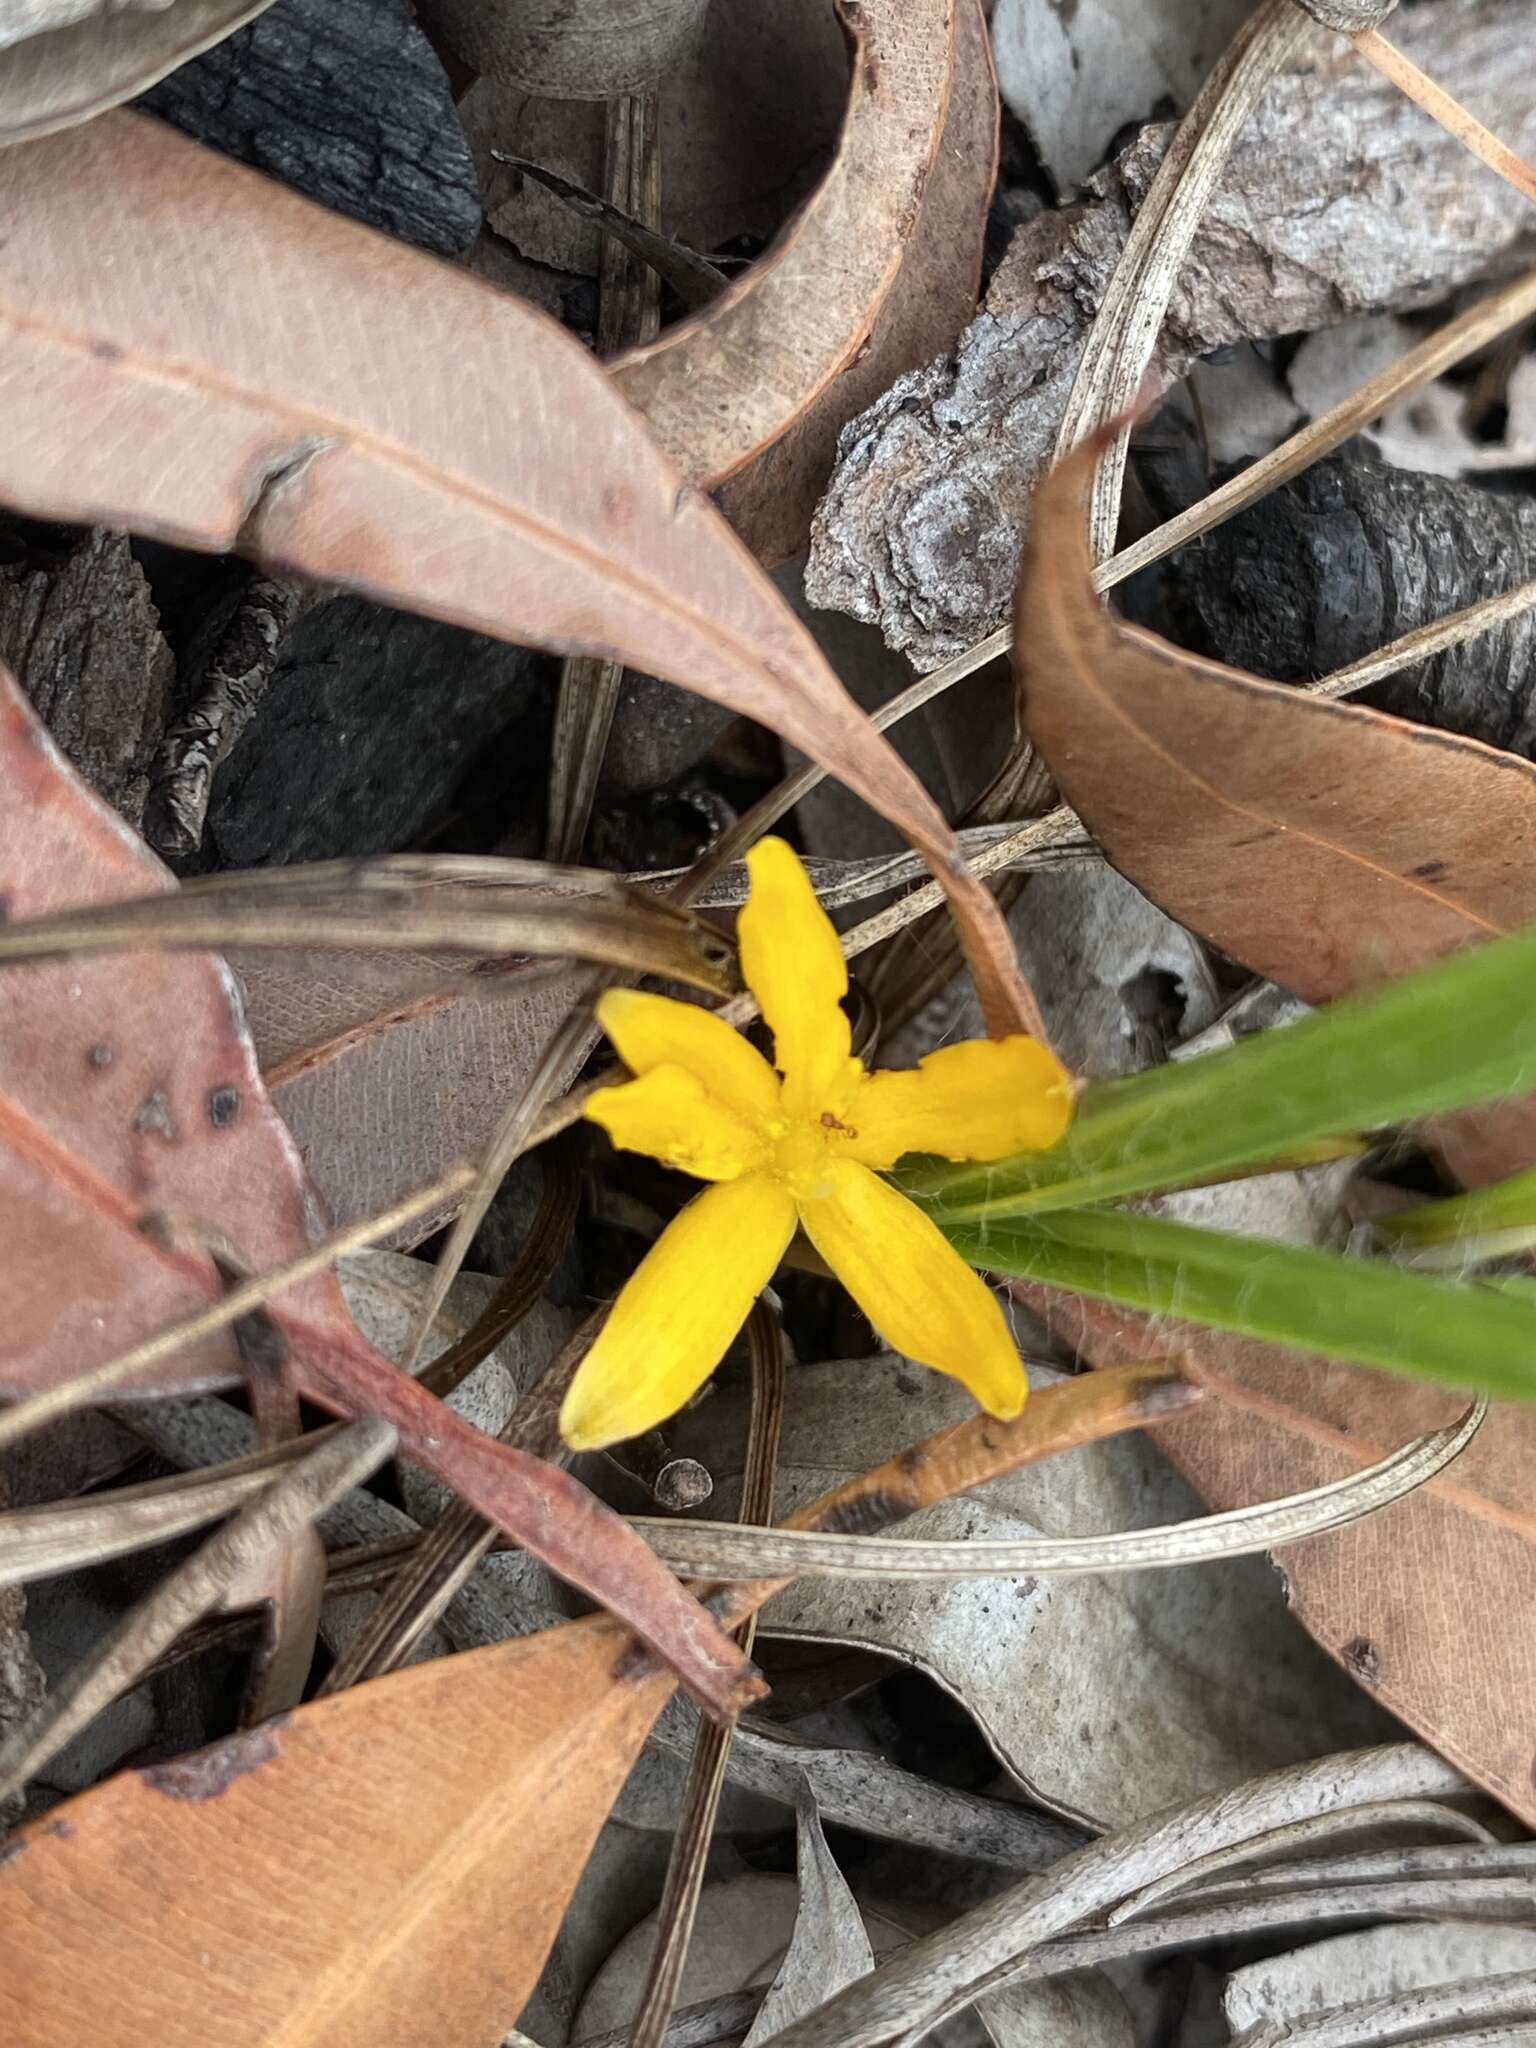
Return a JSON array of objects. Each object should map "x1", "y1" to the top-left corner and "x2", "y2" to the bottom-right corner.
[
  {"x1": 904, "y1": 923, "x2": 1536, "y2": 1219},
  {"x1": 948, "y1": 1203, "x2": 1536, "y2": 1402}
]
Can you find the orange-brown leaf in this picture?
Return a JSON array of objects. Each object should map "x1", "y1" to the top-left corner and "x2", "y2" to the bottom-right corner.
[
  {"x1": 1012, "y1": 443, "x2": 1536, "y2": 1823},
  {"x1": 1016, "y1": 439, "x2": 1536, "y2": 1003},
  {"x1": 0, "y1": 1365, "x2": 1194, "y2": 2048}
]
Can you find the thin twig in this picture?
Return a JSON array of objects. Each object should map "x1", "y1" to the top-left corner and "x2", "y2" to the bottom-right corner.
[
  {"x1": 0, "y1": 1420, "x2": 395, "y2": 1808},
  {"x1": 1353, "y1": 26, "x2": 1536, "y2": 208},
  {"x1": 627, "y1": 1302, "x2": 786, "y2": 2048},
  {"x1": 633, "y1": 1398, "x2": 1482, "y2": 1578}
]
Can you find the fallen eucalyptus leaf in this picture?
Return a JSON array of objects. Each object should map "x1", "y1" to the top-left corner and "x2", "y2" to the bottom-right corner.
[
  {"x1": 1223, "y1": 1923, "x2": 1536, "y2": 2038},
  {"x1": 0, "y1": 661, "x2": 362, "y2": 1399},
  {"x1": 715, "y1": 0, "x2": 998, "y2": 564},
  {"x1": 742, "y1": 1786, "x2": 875, "y2": 2048},
  {"x1": 0, "y1": 0, "x2": 273, "y2": 142},
  {"x1": 1024, "y1": 1273, "x2": 1536, "y2": 1828},
  {"x1": 611, "y1": 0, "x2": 958, "y2": 497},
  {"x1": 1016, "y1": 432, "x2": 1536, "y2": 1182},
  {"x1": 0, "y1": 110, "x2": 1035, "y2": 1037},
  {"x1": 0, "y1": 1368, "x2": 1183, "y2": 2043}
]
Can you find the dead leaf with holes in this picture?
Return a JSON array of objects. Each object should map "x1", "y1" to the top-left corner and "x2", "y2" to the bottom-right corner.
[{"x1": 0, "y1": 664, "x2": 757, "y2": 1717}]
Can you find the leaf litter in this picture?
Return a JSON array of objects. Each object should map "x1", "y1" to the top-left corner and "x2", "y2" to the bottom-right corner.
[{"x1": 5, "y1": 1, "x2": 1536, "y2": 2044}]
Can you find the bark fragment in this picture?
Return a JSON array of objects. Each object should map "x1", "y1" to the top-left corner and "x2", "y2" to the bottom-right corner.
[
  {"x1": 0, "y1": 528, "x2": 173, "y2": 828},
  {"x1": 1166, "y1": 449, "x2": 1536, "y2": 758},
  {"x1": 807, "y1": 0, "x2": 1536, "y2": 669}
]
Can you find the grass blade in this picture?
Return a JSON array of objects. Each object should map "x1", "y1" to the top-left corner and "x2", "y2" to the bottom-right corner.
[{"x1": 946, "y1": 1204, "x2": 1536, "y2": 1401}]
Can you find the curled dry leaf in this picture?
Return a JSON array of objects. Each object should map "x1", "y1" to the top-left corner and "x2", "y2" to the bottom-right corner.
[
  {"x1": 613, "y1": 0, "x2": 994, "y2": 562},
  {"x1": 0, "y1": 667, "x2": 755, "y2": 1715},
  {"x1": 1016, "y1": 435, "x2": 1536, "y2": 1175},
  {"x1": 0, "y1": 1366, "x2": 1188, "y2": 2046},
  {"x1": 0, "y1": 109, "x2": 1036, "y2": 1039},
  {"x1": 1016, "y1": 437, "x2": 1536, "y2": 1000},
  {"x1": 465, "y1": 0, "x2": 850, "y2": 283},
  {"x1": 714, "y1": 0, "x2": 999, "y2": 565},
  {"x1": 421, "y1": 0, "x2": 708, "y2": 96},
  {"x1": 0, "y1": 0, "x2": 275, "y2": 142}
]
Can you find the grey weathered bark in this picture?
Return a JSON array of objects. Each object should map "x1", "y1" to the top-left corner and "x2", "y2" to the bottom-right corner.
[
  {"x1": 806, "y1": 0, "x2": 1536, "y2": 669},
  {"x1": 1164, "y1": 448, "x2": 1536, "y2": 758},
  {"x1": 0, "y1": 529, "x2": 173, "y2": 829},
  {"x1": 145, "y1": 575, "x2": 312, "y2": 858}
]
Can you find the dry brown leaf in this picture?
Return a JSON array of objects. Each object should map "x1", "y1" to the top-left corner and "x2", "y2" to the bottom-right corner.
[
  {"x1": 0, "y1": 667, "x2": 755, "y2": 1715},
  {"x1": 1012, "y1": 441, "x2": 1536, "y2": 1825},
  {"x1": 0, "y1": 0, "x2": 273, "y2": 142},
  {"x1": 237, "y1": 949, "x2": 590, "y2": 1241},
  {"x1": 421, "y1": 0, "x2": 707, "y2": 96},
  {"x1": 0, "y1": 1365, "x2": 1196, "y2": 2048},
  {"x1": 466, "y1": 0, "x2": 849, "y2": 278},
  {"x1": 714, "y1": 0, "x2": 998, "y2": 564},
  {"x1": 0, "y1": 664, "x2": 354, "y2": 1400},
  {"x1": 1017, "y1": 438, "x2": 1536, "y2": 997},
  {"x1": 610, "y1": 0, "x2": 956, "y2": 492},
  {"x1": 0, "y1": 108, "x2": 1034, "y2": 1037},
  {"x1": 1016, "y1": 436, "x2": 1536, "y2": 1167},
  {"x1": 1023, "y1": 1287, "x2": 1536, "y2": 1830}
]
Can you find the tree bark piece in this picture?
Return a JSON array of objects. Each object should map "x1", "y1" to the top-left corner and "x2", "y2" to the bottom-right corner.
[
  {"x1": 145, "y1": 574, "x2": 310, "y2": 858},
  {"x1": 808, "y1": 0, "x2": 1536, "y2": 669},
  {"x1": 0, "y1": 528, "x2": 173, "y2": 830},
  {"x1": 137, "y1": 0, "x2": 481, "y2": 255},
  {"x1": 1164, "y1": 449, "x2": 1536, "y2": 759}
]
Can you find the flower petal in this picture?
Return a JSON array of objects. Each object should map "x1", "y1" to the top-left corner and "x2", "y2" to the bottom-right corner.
[
  {"x1": 739, "y1": 836, "x2": 858, "y2": 1118},
  {"x1": 798, "y1": 1159, "x2": 1026, "y2": 1418},
  {"x1": 587, "y1": 1065, "x2": 769, "y2": 1180},
  {"x1": 845, "y1": 1035, "x2": 1075, "y2": 1169},
  {"x1": 596, "y1": 988, "x2": 781, "y2": 1126},
  {"x1": 560, "y1": 1175, "x2": 797, "y2": 1449}
]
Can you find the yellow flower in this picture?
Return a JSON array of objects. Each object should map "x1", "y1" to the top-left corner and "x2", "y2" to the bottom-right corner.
[{"x1": 560, "y1": 838, "x2": 1075, "y2": 1450}]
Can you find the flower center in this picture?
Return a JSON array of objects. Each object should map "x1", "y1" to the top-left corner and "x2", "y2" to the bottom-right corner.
[{"x1": 768, "y1": 1108, "x2": 855, "y2": 1201}]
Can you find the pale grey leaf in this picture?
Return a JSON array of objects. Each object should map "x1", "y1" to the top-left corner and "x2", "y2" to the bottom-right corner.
[
  {"x1": 672, "y1": 1359, "x2": 1394, "y2": 1830},
  {"x1": 0, "y1": 0, "x2": 274, "y2": 139},
  {"x1": 743, "y1": 1786, "x2": 874, "y2": 2048},
  {"x1": 1224, "y1": 1924, "x2": 1536, "y2": 2038}
]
